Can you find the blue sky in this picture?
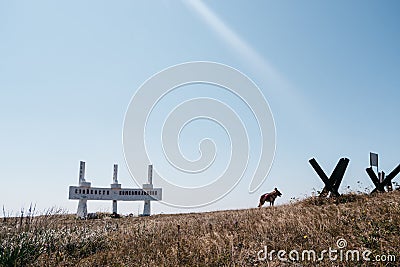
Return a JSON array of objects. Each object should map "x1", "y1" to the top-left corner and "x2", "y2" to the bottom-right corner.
[{"x1": 1, "y1": 1, "x2": 399, "y2": 215}]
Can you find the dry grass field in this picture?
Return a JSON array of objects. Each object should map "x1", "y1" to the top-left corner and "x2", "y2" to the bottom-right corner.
[{"x1": 1, "y1": 191, "x2": 399, "y2": 266}]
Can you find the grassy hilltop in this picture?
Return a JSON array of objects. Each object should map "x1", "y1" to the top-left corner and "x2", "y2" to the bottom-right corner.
[{"x1": 1, "y1": 191, "x2": 399, "y2": 266}]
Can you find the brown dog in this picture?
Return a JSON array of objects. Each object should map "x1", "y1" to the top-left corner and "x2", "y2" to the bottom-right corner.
[{"x1": 258, "y1": 188, "x2": 282, "y2": 207}]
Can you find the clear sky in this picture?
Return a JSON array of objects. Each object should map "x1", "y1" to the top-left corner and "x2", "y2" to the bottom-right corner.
[{"x1": 1, "y1": 0, "x2": 399, "y2": 215}]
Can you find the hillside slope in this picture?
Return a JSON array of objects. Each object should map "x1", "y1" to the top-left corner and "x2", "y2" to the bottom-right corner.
[{"x1": 1, "y1": 191, "x2": 399, "y2": 266}]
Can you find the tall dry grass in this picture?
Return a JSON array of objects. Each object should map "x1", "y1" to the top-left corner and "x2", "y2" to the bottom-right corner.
[{"x1": 1, "y1": 191, "x2": 399, "y2": 266}]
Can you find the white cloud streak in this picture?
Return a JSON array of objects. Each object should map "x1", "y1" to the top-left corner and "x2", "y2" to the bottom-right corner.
[
  {"x1": 183, "y1": 0, "x2": 292, "y2": 93},
  {"x1": 183, "y1": 1, "x2": 327, "y2": 137}
]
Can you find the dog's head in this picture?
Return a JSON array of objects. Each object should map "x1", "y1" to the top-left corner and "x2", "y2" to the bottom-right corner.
[{"x1": 274, "y1": 187, "x2": 282, "y2": 197}]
